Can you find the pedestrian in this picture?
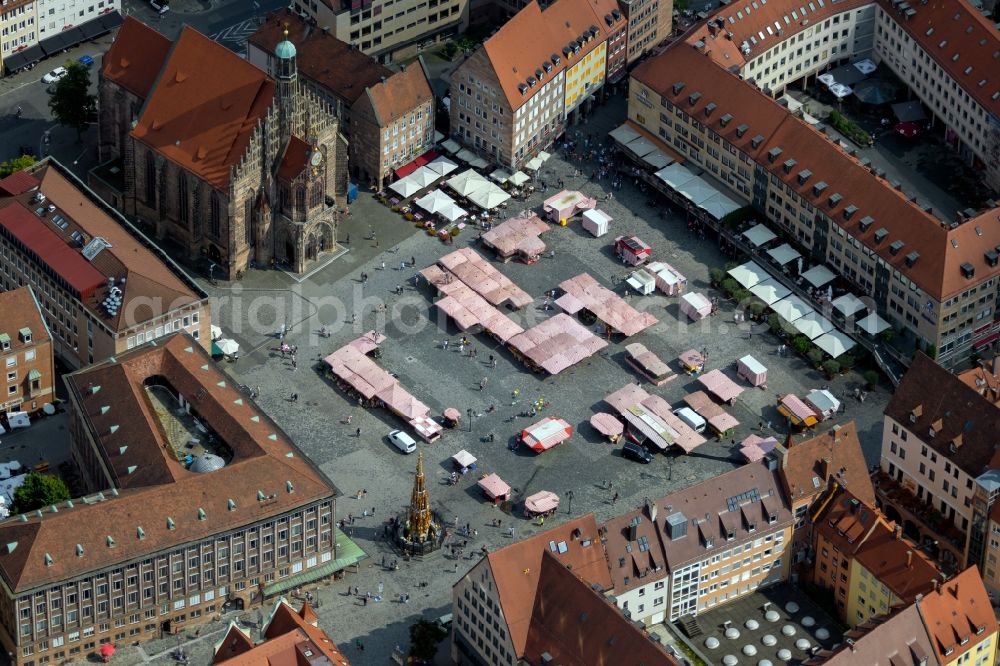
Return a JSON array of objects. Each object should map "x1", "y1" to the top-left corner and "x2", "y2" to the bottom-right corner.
[
  {"x1": 371, "y1": 506, "x2": 375, "y2": 514},
  {"x1": 356, "y1": 427, "x2": 362, "y2": 437},
  {"x1": 381, "y1": 260, "x2": 386, "y2": 270},
  {"x1": 489, "y1": 354, "x2": 495, "y2": 367},
  {"x1": 255, "y1": 385, "x2": 261, "y2": 398},
  {"x1": 292, "y1": 357, "x2": 297, "y2": 370},
  {"x1": 612, "y1": 492, "x2": 619, "y2": 504},
  {"x1": 351, "y1": 313, "x2": 357, "y2": 324},
  {"x1": 443, "y1": 339, "x2": 449, "y2": 350},
  {"x1": 345, "y1": 233, "x2": 350, "y2": 244},
  {"x1": 410, "y1": 256, "x2": 415, "y2": 267}
]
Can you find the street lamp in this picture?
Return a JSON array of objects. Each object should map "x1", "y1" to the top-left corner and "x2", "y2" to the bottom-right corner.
[
  {"x1": 468, "y1": 408, "x2": 474, "y2": 432},
  {"x1": 566, "y1": 490, "x2": 574, "y2": 515}
]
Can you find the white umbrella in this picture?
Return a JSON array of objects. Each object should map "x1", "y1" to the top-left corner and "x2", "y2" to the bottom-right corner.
[
  {"x1": 524, "y1": 157, "x2": 544, "y2": 172},
  {"x1": 509, "y1": 171, "x2": 530, "y2": 186},
  {"x1": 426, "y1": 157, "x2": 458, "y2": 177},
  {"x1": 814, "y1": 330, "x2": 856, "y2": 357},
  {"x1": 389, "y1": 177, "x2": 422, "y2": 198},
  {"x1": 210, "y1": 324, "x2": 223, "y2": 341},
  {"x1": 467, "y1": 185, "x2": 511, "y2": 209},
  {"x1": 538, "y1": 150, "x2": 551, "y2": 162},
  {"x1": 217, "y1": 339, "x2": 239, "y2": 355}
]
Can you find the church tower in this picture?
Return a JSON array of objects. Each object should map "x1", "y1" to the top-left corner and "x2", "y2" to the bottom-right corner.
[{"x1": 274, "y1": 26, "x2": 297, "y2": 147}]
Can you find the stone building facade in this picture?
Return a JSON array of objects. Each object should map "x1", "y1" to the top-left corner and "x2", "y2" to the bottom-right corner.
[{"x1": 96, "y1": 18, "x2": 349, "y2": 277}]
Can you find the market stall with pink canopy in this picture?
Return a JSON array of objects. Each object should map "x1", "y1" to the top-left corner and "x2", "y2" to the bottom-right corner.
[
  {"x1": 604, "y1": 383, "x2": 706, "y2": 453},
  {"x1": 477, "y1": 473, "x2": 511, "y2": 504},
  {"x1": 521, "y1": 416, "x2": 573, "y2": 453},
  {"x1": 590, "y1": 412, "x2": 624, "y2": 441},
  {"x1": 557, "y1": 273, "x2": 658, "y2": 337},
  {"x1": 739, "y1": 434, "x2": 779, "y2": 462},
  {"x1": 698, "y1": 368, "x2": 745, "y2": 403},
  {"x1": 543, "y1": 190, "x2": 597, "y2": 223},
  {"x1": 523, "y1": 490, "x2": 560, "y2": 517},
  {"x1": 737, "y1": 354, "x2": 768, "y2": 387},
  {"x1": 480, "y1": 213, "x2": 550, "y2": 264},
  {"x1": 679, "y1": 292, "x2": 712, "y2": 321}
]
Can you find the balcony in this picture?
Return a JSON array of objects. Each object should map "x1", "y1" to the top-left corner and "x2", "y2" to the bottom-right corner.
[{"x1": 873, "y1": 469, "x2": 966, "y2": 554}]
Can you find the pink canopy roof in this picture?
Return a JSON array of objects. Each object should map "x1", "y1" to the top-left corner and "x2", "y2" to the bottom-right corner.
[
  {"x1": 524, "y1": 490, "x2": 559, "y2": 513},
  {"x1": 683, "y1": 391, "x2": 740, "y2": 433},
  {"x1": 590, "y1": 412, "x2": 624, "y2": 436},
  {"x1": 558, "y1": 273, "x2": 658, "y2": 336},
  {"x1": 481, "y1": 213, "x2": 549, "y2": 258},
  {"x1": 508, "y1": 313, "x2": 608, "y2": 374},
  {"x1": 436, "y1": 248, "x2": 534, "y2": 308},
  {"x1": 678, "y1": 349, "x2": 705, "y2": 370},
  {"x1": 521, "y1": 417, "x2": 573, "y2": 452},
  {"x1": 431, "y1": 281, "x2": 525, "y2": 343},
  {"x1": 349, "y1": 331, "x2": 386, "y2": 354},
  {"x1": 543, "y1": 190, "x2": 596, "y2": 219},
  {"x1": 780, "y1": 394, "x2": 818, "y2": 421},
  {"x1": 604, "y1": 383, "x2": 706, "y2": 453},
  {"x1": 739, "y1": 434, "x2": 779, "y2": 462},
  {"x1": 698, "y1": 369, "x2": 745, "y2": 403},
  {"x1": 478, "y1": 473, "x2": 511, "y2": 499}
]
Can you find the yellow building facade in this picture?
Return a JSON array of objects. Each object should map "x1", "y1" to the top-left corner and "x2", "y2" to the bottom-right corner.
[
  {"x1": 564, "y1": 41, "x2": 606, "y2": 113},
  {"x1": 846, "y1": 560, "x2": 900, "y2": 627}
]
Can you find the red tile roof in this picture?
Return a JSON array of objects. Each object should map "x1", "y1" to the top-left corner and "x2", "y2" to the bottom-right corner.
[
  {"x1": 0, "y1": 169, "x2": 40, "y2": 196},
  {"x1": 0, "y1": 287, "x2": 51, "y2": 348},
  {"x1": 0, "y1": 202, "x2": 106, "y2": 297},
  {"x1": 804, "y1": 604, "x2": 939, "y2": 666},
  {"x1": 877, "y1": 0, "x2": 1000, "y2": 119},
  {"x1": 853, "y1": 517, "x2": 941, "y2": 603},
  {"x1": 101, "y1": 16, "x2": 172, "y2": 99},
  {"x1": 131, "y1": 27, "x2": 275, "y2": 191},
  {"x1": 364, "y1": 60, "x2": 434, "y2": 125},
  {"x1": 782, "y1": 421, "x2": 875, "y2": 507},
  {"x1": 917, "y1": 567, "x2": 998, "y2": 665},
  {"x1": 633, "y1": 44, "x2": 1000, "y2": 300},
  {"x1": 215, "y1": 600, "x2": 350, "y2": 665},
  {"x1": 278, "y1": 136, "x2": 310, "y2": 183},
  {"x1": 523, "y1": 551, "x2": 680, "y2": 666},
  {"x1": 485, "y1": 514, "x2": 612, "y2": 657},
  {"x1": 0, "y1": 334, "x2": 337, "y2": 593}
]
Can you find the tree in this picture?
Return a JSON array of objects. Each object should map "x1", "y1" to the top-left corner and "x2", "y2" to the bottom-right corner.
[
  {"x1": 709, "y1": 267, "x2": 725, "y2": 287},
  {"x1": 863, "y1": 369, "x2": 880, "y2": 390},
  {"x1": 11, "y1": 472, "x2": 70, "y2": 514},
  {"x1": 0, "y1": 154, "x2": 36, "y2": 178},
  {"x1": 836, "y1": 353, "x2": 855, "y2": 371},
  {"x1": 791, "y1": 335, "x2": 811, "y2": 356},
  {"x1": 822, "y1": 359, "x2": 841, "y2": 378},
  {"x1": 408, "y1": 619, "x2": 448, "y2": 662},
  {"x1": 48, "y1": 61, "x2": 96, "y2": 141},
  {"x1": 924, "y1": 343, "x2": 938, "y2": 360},
  {"x1": 807, "y1": 347, "x2": 825, "y2": 368}
]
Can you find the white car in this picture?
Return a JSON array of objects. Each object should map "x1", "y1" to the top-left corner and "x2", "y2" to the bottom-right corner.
[
  {"x1": 150, "y1": 0, "x2": 170, "y2": 12},
  {"x1": 388, "y1": 429, "x2": 417, "y2": 454},
  {"x1": 41, "y1": 67, "x2": 67, "y2": 84}
]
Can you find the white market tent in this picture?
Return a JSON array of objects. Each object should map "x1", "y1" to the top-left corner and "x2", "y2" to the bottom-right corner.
[
  {"x1": 538, "y1": 150, "x2": 551, "y2": 162},
  {"x1": 426, "y1": 157, "x2": 459, "y2": 177},
  {"x1": 438, "y1": 202, "x2": 468, "y2": 222},
  {"x1": 855, "y1": 312, "x2": 891, "y2": 335},
  {"x1": 467, "y1": 183, "x2": 511, "y2": 209},
  {"x1": 801, "y1": 264, "x2": 836, "y2": 288},
  {"x1": 728, "y1": 261, "x2": 768, "y2": 289},
  {"x1": 749, "y1": 278, "x2": 792, "y2": 305},
  {"x1": 814, "y1": 330, "x2": 856, "y2": 357},
  {"x1": 654, "y1": 163, "x2": 744, "y2": 220},
  {"x1": 447, "y1": 169, "x2": 491, "y2": 197},
  {"x1": 509, "y1": 171, "x2": 530, "y2": 186},
  {"x1": 490, "y1": 169, "x2": 512, "y2": 183},
  {"x1": 793, "y1": 311, "x2": 835, "y2": 339},
  {"x1": 416, "y1": 189, "x2": 456, "y2": 214},
  {"x1": 389, "y1": 177, "x2": 422, "y2": 198},
  {"x1": 830, "y1": 83, "x2": 853, "y2": 99},
  {"x1": 771, "y1": 294, "x2": 814, "y2": 323},
  {"x1": 767, "y1": 243, "x2": 802, "y2": 266},
  {"x1": 818, "y1": 72, "x2": 836, "y2": 86},
  {"x1": 524, "y1": 156, "x2": 544, "y2": 171},
  {"x1": 655, "y1": 163, "x2": 698, "y2": 190},
  {"x1": 832, "y1": 293, "x2": 867, "y2": 318},
  {"x1": 609, "y1": 123, "x2": 641, "y2": 145},
  {"x1": 408, "y1": 166, "x2": 440, "y2": 189},
  {"x1": 743, "y1": 224, "x2": 777, "y2": 247},
  {"x1": 440, "y1": 138, "x2": 462, "y2": 154}
]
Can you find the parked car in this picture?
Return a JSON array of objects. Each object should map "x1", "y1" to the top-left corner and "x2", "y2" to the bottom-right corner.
[
  {"x1": 78, "y1": 55, "x2": 94, "y2": 67},
  {"x1": 622, "y1": 440, "x2": 652, "y2": 464},
  {"x1": 388, "y1": 429, "x2": 417, "y2": 454},
  {"x1": 150, "y1": 0, "x2": 170, "y2": 12},
  {"x1": 41, "y1": 66, "x2": 67, "y2": 84}
]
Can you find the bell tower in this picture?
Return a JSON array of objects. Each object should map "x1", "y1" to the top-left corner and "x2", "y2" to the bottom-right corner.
[{"x1": 274, "y1": 25, "x2": 298, "y2": 147}]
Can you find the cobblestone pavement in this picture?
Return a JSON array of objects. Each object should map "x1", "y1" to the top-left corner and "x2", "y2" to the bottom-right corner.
[{"x1": 93, "y1": 98, "x2": 889, "y2": 666}]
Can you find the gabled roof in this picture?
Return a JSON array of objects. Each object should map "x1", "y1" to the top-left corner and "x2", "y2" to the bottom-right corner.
[
  {"x1": 804, "y1": 604, "x2": 941, "y2": 666},
  {"x1": 364, "y1": 59, "x2": 434, "y2": 125},
  {"x1": 602, "y1": 502, "x2": 666, "y2": 593},
  {"x1": 249, "y1": 9, "x2": 391, "y2": 106},
  {"x1": 812, "y1": 485, "x2": 888, "y2": 555},
  {"x1": 853, "y1": 518, "x2": 941, "y2": 604},
  {"x1": 0, "y1": 334, "x2": 337, "y2": 593},
  {"x1": 101, "y1": 16, "x2": 171, "y2": 99},
  {"x1": 215, "y1": 599, "x2": 350, "y2": 665},
  {"x1": 917, "y1": 567, "x2": 998, "y2": 665},
  {"x1": 484, "y1": 514, "x2": 611, "y2": 657},
  {"x1": 132, "y1": 26, "x2": 276, "y2": 191},
  {"x1": 278, "y1": 136, "x2": 310, "y2": 183},
  {"x1": 634, "y1": 44, "x2": 1000, "y2": 300},
  {"x1": 782, "y1": 421, "x2": 875, "y2": 507},
  {"x1": 877, "y1": 0, "x2": 1000, "y2": 119},
  {"x1": 523, "y1": 551, "x2": 679, "y2": 666},
  {"x1": 0, "y1": 287, "x2": 50, "y2": 350},
  {"x1": 885, "y1": 352, "x2": 1000, "y2": 478}
]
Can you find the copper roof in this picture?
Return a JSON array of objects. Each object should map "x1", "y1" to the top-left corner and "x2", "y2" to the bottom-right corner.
[
  {"x1": 249, "y1": 9, "x2": 392, "y2": 106},
  {"x1": 364, "y1": 60, "x2": 434, "y2": 125},
  {"x1": 917, "y1": 566, "x2": 998, "y2": 665},
  {"x1": 523, "y1": 551, "x2": 679, "y2": 666},
  {"x1": 0, "y1": 287, "x2": 50, "y2": 349},
  {"x1": 484, "y1": 514, "x2": 611, "y2": 657},
  {"x1": 0, "y1": 334, "x2": 336, "y2": 593},
  {"x1": 781, "y1": 421, "x2": 875, "y2": 507},
  {"x1": 633, "y1": 44, "x2": 1000, "y2": 300},
  {"x1": 0, "y1": 161, "x2": 204, "y2": 330},
  {"x1": 215, "y1": 600, "x2": 350, "y2": 665},
  {"x1": 877, "y1": 0, "x2": 1000, "y2": 119},
  {"x1": 131, "y1": 26, "x2": 276, "y2": 191},
  {"x1": 101, "y1": 16, "x2": 171, "y2": 99},
  {"x1": 885, "y1": 352, "x2": 1000, "y2": 478}
]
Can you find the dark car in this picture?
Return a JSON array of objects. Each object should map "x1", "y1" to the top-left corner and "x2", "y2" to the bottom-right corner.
[{"x1": 622, "y1": 440, "x2": 652, "y2": 464}]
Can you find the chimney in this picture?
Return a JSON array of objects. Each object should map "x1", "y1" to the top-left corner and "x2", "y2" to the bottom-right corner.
[
  {"x1": 906, "y1": 549, "x2": 913, "y2": 568},
  {"x1": 645, "y1": 498, "x2": 657, "y2": 522},
  {"x1": 993, "y1": 356, "x2": 998, "y2": 379},
  {"x1": 627, "y1": 522, "x2": 638, "y2": 541},
  {"x1": 894, "y1": 524, "x2": 903, "y2": 540},
  {"x1": 819, "y1": 458, "x2": 830, "y2": 480}
]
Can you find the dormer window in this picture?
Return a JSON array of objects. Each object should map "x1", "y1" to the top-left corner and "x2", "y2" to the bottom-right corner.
[
  {"x1": 0, "y1": 334, "x2": 9, "y2": 351},
  {"x1": 768, "y1": 512, "x2": 777, "y2": 524},
  {"x1": 18, "y1": 328, "x2": 31, "y2": 344},
  {"x1": 736, "y1": 124, "x2": 749, "y2": 138},
  {"x1": 960, "y1": 636, "x2": 970, "y2": 646},
  {"x1": 747, "y1": 521, "x2": 757, "y2": 532},
  {"x1": 726, "y1": 528, "x2": 736, "y2": 540}
]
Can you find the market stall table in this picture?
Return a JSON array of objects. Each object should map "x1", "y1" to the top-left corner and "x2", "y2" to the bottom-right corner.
[
  {"x1": 679, "y1": 292, "x2": 712, "y2": 321},
  {"x1": 678, "y1": 349, "x2": 706, "y2": 375},
  {"x1": 523, "y1": 490, "x2": 560, "y2": 517},
  {"x1": 590, "y1": 412, "x2": 624, "y2": 438},
  {"x1": 736, "y1": 354, "x2": 768, "y2": 386},
  {"x1": 643, "y1": 261, "x2": 687, "y2": 295},
  {"x1": 778, "y1": 394, "x2": 820, "y2": 428},
  {"x1": 625, "y1": 342, "x2": 676, "y2": 385},
  {"x1": 452, "y1": 449, "x2": 477, "y2": 473},
  {"x1": 543, "y1": 190, "x2": 597, "y2": 223},
  {"x1": 698, "y1": 369, "x2": 745, "y2": 403},
  {"x1": 521, "y1": 416, "x2": 573, "y2": 453},
  {"x1": 604, "y1": 383, "x2": 706, "y2": 453},
  {"x1": 477, "y1": 474, "x2": 511, "y2": 504}
]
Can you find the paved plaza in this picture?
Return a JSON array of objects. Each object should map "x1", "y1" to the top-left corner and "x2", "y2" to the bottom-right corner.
[{"x1": 98, "y1": 99, "x2": 889, "y2": 666}]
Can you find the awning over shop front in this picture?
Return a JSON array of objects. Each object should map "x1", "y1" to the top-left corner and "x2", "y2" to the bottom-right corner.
[
  {"x1": 262, "y1": 529, "x2": 365, "y2": 596},
  {"x1": 3, "y1": 44, "x2": 44, "y2": 73},
  {"x1": 624, "y1": 136, "x2": 658, "y2": 158},
  {"x1": 642, "y1": 150, "x2": 674, "y2": 169},
  {"x1": 609, "y1": 123, "x2": 641, "y2": 146},
  {"x1": 654, "y1": 163, "x2": 744, "y2": 220},
  {"x1": 892, "y1": 100, "x2": 927, "y2": 123},
  {"x1": 99, "y1": 10, "x2": 123, "y2": 31},
  {"x1": 39, "y1": 26, "x2": 85, "y2": 55},
  {"x1": 742, "y1": 224, "x2": 777, "y2": 247}
]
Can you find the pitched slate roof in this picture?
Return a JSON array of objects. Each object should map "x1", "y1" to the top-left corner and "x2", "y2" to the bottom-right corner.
[
  {"x1": 0, "y1": 334, "x2": 337, "y2": 593},
  {"x1": 131, "y1": 26, "x2": 276, "y2": 191}
]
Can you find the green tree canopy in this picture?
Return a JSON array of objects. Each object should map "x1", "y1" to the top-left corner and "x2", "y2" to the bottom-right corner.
[
  {"x1": 48, "y1": 61, "x2": 96, "y2": 141},
  {"x1": 408, "y1": 619, "x2": 448, "y2": 661},
  {"x1": 0, "y1": 154, "x2": 36, "y2": 178},
  {"x1": 11, "y1": 472, "x2": 70, "y2": 514}
]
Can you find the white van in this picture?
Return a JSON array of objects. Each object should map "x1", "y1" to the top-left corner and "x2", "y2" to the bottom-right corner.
[
  {"x1": 673, "y1": 406, "x2": 706, "y2": 433},
  {"x1": 388, "y1": 429, "x2": 417, "y2": 454}
]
